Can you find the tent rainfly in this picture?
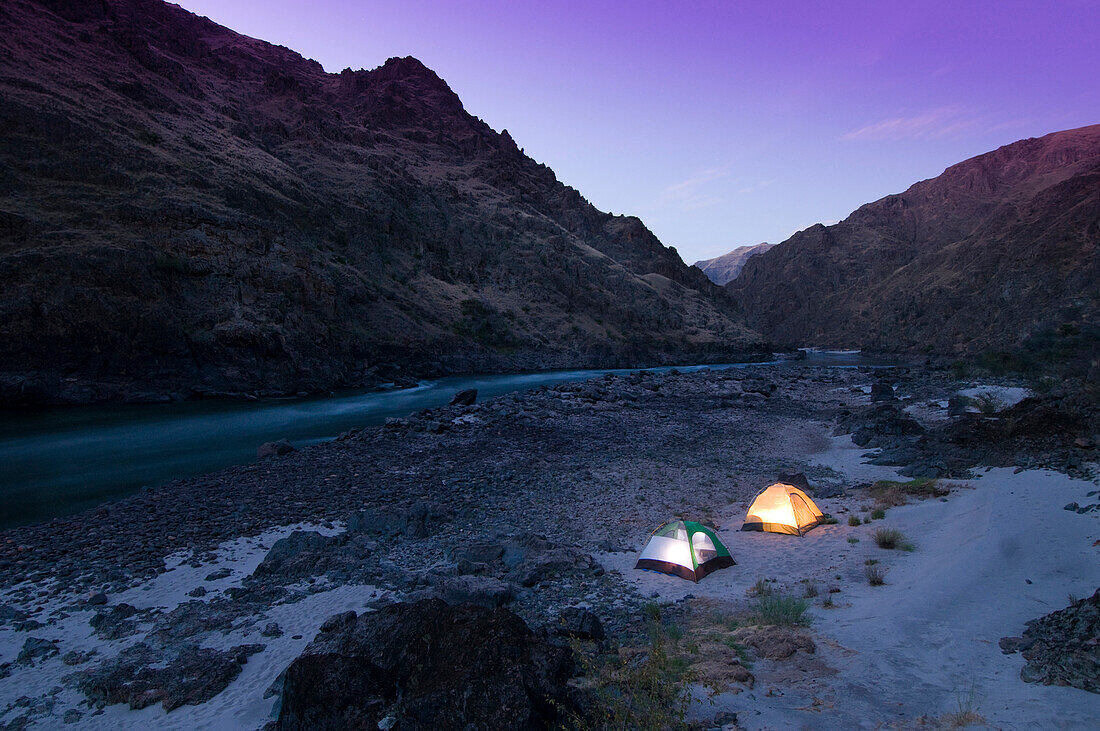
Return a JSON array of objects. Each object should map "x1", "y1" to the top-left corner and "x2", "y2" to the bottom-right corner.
[
  {"x1": 635, "y1": 520, "x2": 735, "y2": 582},
  {"x1": 741, "y1": 483, "x2": 824, "y2": 536}
]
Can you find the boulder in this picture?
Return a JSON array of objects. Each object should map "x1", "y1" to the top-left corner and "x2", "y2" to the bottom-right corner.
[
  {"x1": 870, "y1": 383, "x2": 896, "y2": 402},
  {"x1": 274, "y1": 599, "x2": 574, "y2": 730},
  {"x1": 555, "y1": 607, "x2": 605, "y2": 641},
  {"x1": 258, "y1": 439, "x2": 296, "y2": 458},
  {"x1": 435, "y1": 575, "x2": 514, "y2": 608},
  {"x1": 450, "y1": 388, "x2": 478, "y2": 406},
  {"x1": 16, "y1": 637, "x2": 59, "y2": 666},
  {"x1": 1003, "y1": 588, "x2": 1099, "y2": 692},
  {"x1": 776, "y1": 471, "x2": 811, "y2": 493}
]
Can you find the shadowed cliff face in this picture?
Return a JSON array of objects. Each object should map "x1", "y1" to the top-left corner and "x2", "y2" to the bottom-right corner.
[
  {"x1": 0, "y1": 0, "x2": 762, "y2": 405},
  {"x1": 729, "y1": 125, "x2": 1100, "y2": 365}
]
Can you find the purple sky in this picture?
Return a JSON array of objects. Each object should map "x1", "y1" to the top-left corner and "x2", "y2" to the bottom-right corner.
[{"x1": 176, "y1": 0, "x2": 1098, "y2": 263}]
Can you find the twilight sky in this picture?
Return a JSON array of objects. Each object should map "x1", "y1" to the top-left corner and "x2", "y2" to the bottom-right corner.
[{"x1": 176, "y1": 0, "x2": 1098, "y2": 263}]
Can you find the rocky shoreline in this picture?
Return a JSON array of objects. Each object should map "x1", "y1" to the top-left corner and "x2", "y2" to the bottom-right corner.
[{"x1": 1, "y1": 364, "x2": 1097, "y2": 728}]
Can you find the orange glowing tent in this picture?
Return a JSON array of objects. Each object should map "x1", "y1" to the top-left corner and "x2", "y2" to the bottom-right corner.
[{"x1": 741, "y1": 483, "x2": 824, "y2": 536}]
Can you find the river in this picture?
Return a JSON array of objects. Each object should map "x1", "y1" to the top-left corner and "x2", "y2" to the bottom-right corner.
[{"x1": 0, "y1": 351, "x2": 891, "y2": 528}]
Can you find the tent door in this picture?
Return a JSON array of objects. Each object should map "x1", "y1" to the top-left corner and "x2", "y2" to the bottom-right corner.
[{"x1": 789, "y1": 494, "x2": 817, "y2": 535}]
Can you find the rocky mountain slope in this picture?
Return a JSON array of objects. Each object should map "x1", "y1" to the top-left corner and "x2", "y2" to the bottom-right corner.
[
  {"x1": 0, "y1": 0, "x2": 762, "y2": 405},
  {"x1": 694, "y1": 242, "x2": 773, "y2": 285},
  {"x1": 728, "y1": 125, "x2": 1100, "y2": 368}
]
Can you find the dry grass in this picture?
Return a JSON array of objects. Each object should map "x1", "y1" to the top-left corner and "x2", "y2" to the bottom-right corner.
[
  {"x1": 753, "y1": 594, "x2": 812, "y2": 626},
  {"x1": 865, "y1": 564, "x2": 888, "y2": 585},
  {"x1": 870, "y1": 478, "x2": 949, "y2": 507},
  {"x1": 873, "y1": 527, "x2": 915, "y2": 551}
]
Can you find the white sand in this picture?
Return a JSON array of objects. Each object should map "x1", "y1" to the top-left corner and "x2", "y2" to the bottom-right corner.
[
  {"x1": 605, "y1": 435, "x2": 1100, "y2": 728},
  {"x1": 0, "y1": 522, "x2": 387, "y2": 730}
]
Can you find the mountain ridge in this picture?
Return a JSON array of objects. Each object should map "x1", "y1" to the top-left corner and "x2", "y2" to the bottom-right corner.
[
  {"x1": 728, "y1": 124, "x2": 1100, "y2": 369},
  {"x1": 0, "y1": 0, "x2": 763, "y2": 405}
]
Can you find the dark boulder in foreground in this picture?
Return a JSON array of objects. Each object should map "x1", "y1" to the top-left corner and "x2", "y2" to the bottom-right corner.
[
  {"x1": 274, "y1": 599, "x2": 574, "y2": 730},
  {"x1": 1001, "y1": 588, "x2": 1099, "y2": 693}
]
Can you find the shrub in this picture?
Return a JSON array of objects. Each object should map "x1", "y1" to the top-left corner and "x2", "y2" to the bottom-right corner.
[
  {"x1": 753, "y1": 594, "x2": 811, "y2": 627},
  {"x1": 821, "y1": 594, "x2": 834, "y2": 608},
  {"x1": 940, "y1": 685, "x2": 984, "y2": 727},
  {"x1": 873, "y1": 528, "x2": 915, "y2": 551},
  {"x1": 865, "y1": 564, "x2": 887, "y2": 585},
  {"x1": 870, "y1": 508, "x2": 886, "y2": 520},
  {"x1": 847, "y1": 537, "x2": 859, "y2": 544},
  {"x1": 750, "y1": 578, "x2": 773, "y2": 597},
  {"x1": 969, "y1": 391, "x2": 1005, "y2": 415},
  {"x1": 848, "y1": 515, "x2": 861, "y2": 526},
  {"x1": 802, "y1": 582, "x2": 819, "y2": 598},
  {"x1": 820, "y1": 514, "x2": 839, "y2": 525}
]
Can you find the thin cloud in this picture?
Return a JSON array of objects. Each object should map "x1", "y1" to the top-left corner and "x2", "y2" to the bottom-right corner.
[
  {"x1": 738, "y1": 179, "x2": 774, "y2": 195},
  {"x1": 843, "y1": 107, "x2": 977, "y2": 141},
  {"x1": 658, "y1": 168, "x2": 728, "y2": 211}
]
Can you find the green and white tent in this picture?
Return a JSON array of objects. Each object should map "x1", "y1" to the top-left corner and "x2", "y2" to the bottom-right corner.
[{"x1": 635, "y1": 520, "x2": 735, "y2": 582}]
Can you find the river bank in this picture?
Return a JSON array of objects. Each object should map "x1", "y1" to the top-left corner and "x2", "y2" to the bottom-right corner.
[
  {"x1": 0, "y1": 351, "x2": 884, "y2": 529},
  {"x1": 0, "y1": 364, "x2": 1096, "y2": 728}
]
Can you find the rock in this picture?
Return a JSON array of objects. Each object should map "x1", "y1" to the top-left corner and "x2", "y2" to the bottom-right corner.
[
  {"x1": 555, "y1": 607, "x2": 605, "y2": 641},
  {"x1": 73, "y1": 642, "x2": 265, "y2": 711},
  {"x1": 187, "y1": 586, "x2": 207, "y2": 597},
  {"x1": 319, "y1": 611, "x2": 357, "y2": 632},
  {"x1": 16, "y1": 636, "x2": 59, "y2": 666},
  {"x1": 87, "y1": 592, "x2": 108, "y2": 605},
  {"x1": 1064, "y1": 502, "x2": 1080, "y2": 511},
  {"x1": 262, "y1": 622, "x2": 284, "y2": 638},
  {"x1": 451, "y1": 541, "x2": 504, "y2": 566},
  {"x1": 1007, "y1": 589, "x2": 1099, "y2": 692},
  {"x1": 205, "y1": 568, "x2": 232, "y2": 581},
  {"x1": 63, "y1": 709, "x2": 82, "y2": 724},
  {"x1": 436, "y1": 575, "x2": 514, "y2": 608},
  {"x1": 870, "y1": 383, "x2": 896, "y2": 402},
  {"x1": 89, "y1": 603, "x2": 140, "y2": 640},
  {"x1": 258, "y1": 439, "x2": 296, "y2": 458},
  {"x1": 998, "y1": 636, "x2": 1034, "y2": 654},
  {"x1": 450, "y1": 388, "x2": 478, "y2": 406},
  {"x1": 347, "y1": 502, "x2": 453, "y2": 539},
  {"x1": 776, "y1": 471, "x2": 811, "y2": 493},
  {"x1": 274, "y1": 598, "x2": 574, "y2": 730}
]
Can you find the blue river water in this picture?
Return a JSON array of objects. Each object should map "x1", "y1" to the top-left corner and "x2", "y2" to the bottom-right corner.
[{"x1": 0, "y1": 351, "x2": 886, "y2": 528}]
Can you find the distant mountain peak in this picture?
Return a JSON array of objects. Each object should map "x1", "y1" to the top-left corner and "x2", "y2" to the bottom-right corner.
[{"x1": 693, "y1": 243, "x2": 774, "y2": 285}]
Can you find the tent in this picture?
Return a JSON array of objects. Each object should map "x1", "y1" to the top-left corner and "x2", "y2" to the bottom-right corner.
[
  {"x1": 741, "y1": 483, "x2": 824, "y2": 536},
  {"x1": 635, "y1": 520, "x2": 735, "y2": 581}
]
